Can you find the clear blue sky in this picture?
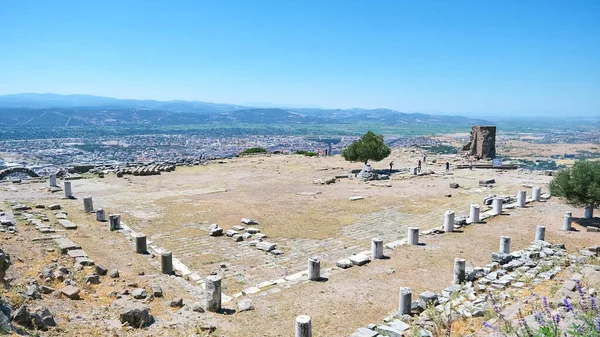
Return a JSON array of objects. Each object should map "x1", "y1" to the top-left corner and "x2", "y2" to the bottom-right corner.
[{"x1": 1, "y1": 0, "x2": 598, "y2": 116}]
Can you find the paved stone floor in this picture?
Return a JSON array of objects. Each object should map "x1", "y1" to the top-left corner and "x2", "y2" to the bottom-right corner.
[{"x1": 150, "y1": 189, "x2": 493, "y2": 294}]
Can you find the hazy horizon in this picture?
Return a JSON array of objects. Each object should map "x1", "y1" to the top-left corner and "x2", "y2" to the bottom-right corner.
[
  {"x1": 1, "y1": 1, "x2": 598, "y2": 117},
  {"x1": 1, "y1": 92, "x2": 599, "y2": 120}
]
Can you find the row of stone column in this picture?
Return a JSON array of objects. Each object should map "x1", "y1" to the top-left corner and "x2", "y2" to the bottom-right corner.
[
  {"x1": 295, "y1": 211, "x2": 571, "y2": 335},
  {"x1": 309, "y1": 230, "x2": 424, "y2": 281},
  {"x1": 441, "y1": 186, "x2": 548, "y2": 230}
]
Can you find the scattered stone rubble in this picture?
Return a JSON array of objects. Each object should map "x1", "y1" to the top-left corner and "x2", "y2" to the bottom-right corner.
[
  {"x1": 124, "y1": 163, "x2": 176, "y2": 177},
  {"x1": 348, "y1": 241, "x2": 599, "y2": 337},
  {"x1": 208, "y1": 219, "x2": 282, "y2": 256}
]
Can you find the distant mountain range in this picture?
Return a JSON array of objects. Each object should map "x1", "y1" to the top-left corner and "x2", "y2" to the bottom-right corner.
[{"x1": 0, "y1": 93, "x2": 487, "y2": 127}]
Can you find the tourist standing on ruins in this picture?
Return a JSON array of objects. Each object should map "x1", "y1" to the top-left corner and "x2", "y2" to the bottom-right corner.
[
  {"x1": 445, "y1": 161, "x2": 450, "y2": 172},
  {"x1": 469, "y1": 161, "x2": 473, "y2": 170},
  {"x1": 423, "y1": 154, "x2": 427, "y2": 164},
  {"x1": 418, "y1": 159, "x2": 422, "y2": 172},
  {"x1": 389, "y1": 161, "x2": 394, "y2": 172}
]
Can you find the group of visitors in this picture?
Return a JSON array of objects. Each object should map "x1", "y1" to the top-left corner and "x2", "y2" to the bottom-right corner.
[{"x1": 386, "y1": 153, "x2": 474, "y2": 173}]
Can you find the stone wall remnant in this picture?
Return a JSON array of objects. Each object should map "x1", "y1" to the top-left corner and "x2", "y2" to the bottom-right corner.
[{"x1": 462, "y1": 125, "x2": 496, "y2": 159}]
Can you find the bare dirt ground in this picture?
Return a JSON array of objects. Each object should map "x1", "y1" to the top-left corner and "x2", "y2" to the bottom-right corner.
[{"x1": 1, "y1": 145, "x2": 598, "y2": 336}]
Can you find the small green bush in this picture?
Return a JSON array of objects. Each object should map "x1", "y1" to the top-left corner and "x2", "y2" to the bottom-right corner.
[
  {"x1": 240, "y1": 147, "x2": 267, "y2": 155},
  {"x1": 295, "y1": 150, "x2": 317, "y2": 157}
]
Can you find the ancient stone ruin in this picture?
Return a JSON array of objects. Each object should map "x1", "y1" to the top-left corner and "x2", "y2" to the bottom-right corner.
[{"x1": 462, "y1": 125, "x2": 496, "y2": 159}]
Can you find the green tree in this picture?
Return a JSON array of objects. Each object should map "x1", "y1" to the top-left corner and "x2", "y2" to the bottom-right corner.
[
  {"x1": 342, "y1": 131, "x2": 391, "y2": 165},
  {"x1": 550, "y1": 160, "x2": 600, "y2": 218}
]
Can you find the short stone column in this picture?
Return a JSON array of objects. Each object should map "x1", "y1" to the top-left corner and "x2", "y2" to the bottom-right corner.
[
  {"x1": 453, "y1": 258, "x2": 466, "y2": 284},
  {"x1": 444, "y1": 211, "x2": 455, "y2": 232},
  {"x1": 546, "y1": 186, "x2": 552, "y2": 197},
  {"x1": 135, "y1": 233, "x2": 147, "y2": 254},
  {"x1": 517, "y1": 190, "x2": 526, "y2": 208},
  {"x1": 532, "y1": 186, "x2": 541, "y2": 201},
  {"x1": 398, "y1": 287, "x2": 412, "y2": 315},
  {"x1": 83, "y1": 197, "x2": 94, "y2": 213},
  {"x1": 584, "y1": 205, "x2": 593, "y2": 219},
  {"x1": 563, "y1": 212, "x2": 572, "y2": 231},
  {"x1": 205, "y1": 275, "x2": 222, "y2": 312},
  {"x1": 308, "y1": 257, "x2": 320, "y2": 281},
  {"x1": 96, "y1": 209, "x2": 106, "y2": 222},
  {"x1": 492, "y1": 198, "x2": 503, "y2": 215},
  {"x1": 408, "y1": 227, "x2": 419, "y2": 245},
  {"x1": 500, "y1": 236, "x2": 511, "y2": 254},
  {"x1": 371, "y1": 238, "x2": 384, "y2": 259},
  {"x1": 161, "y1": 251, "x2": 173, "y2": 274},
  {"x1": 49, "y1": 174, "x2": 57, "y2": 187},
  {"x1": 535, "y1": 225, "x2": 546, "y2": 241},
  {"x1": 469, "y1": 204, "x2": 480, "y2": 224},
  {"x1": 295, "y1": 315, "x2": 312, "y2": 337},
  {"x1": 109, "y1": 214, "x2": 120, "y2": 231},
  {"x1": 411, "y1": 167, "x2": 418, "y2": 175},
  {"x1": 64, "y1": 181, "x2": 72, "y2": 198}
]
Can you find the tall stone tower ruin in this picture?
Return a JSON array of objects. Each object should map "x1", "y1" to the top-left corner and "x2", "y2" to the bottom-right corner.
[{"x1": 462, "y1": 125, "x2": 496, "y2": 159}]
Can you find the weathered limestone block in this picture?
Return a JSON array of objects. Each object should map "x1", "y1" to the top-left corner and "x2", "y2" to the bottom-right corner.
[
  {"x1": 398, "y1": 287, "x2": 412, "y2": 315},
  {"x1": 96, "y1": 209, "x2": 106, "y2": 222},
  {"x1": 500, "y1": 236, "x2": 511, "y2": 254},
  {"x1": 308, "y1": 257, "x2": 320, "y2": 281},
  {"x1": 532, "y1": 186, "x2": 541, "y2": 202},
  {"x1": 348, "y1": 254, "x2": 370, "y2": 266},
  {"x1": 241, "y1": 218, "x2": 259, "y2": 225},
  {"x1": 454, "y1": 258, "x2": 466, "y2": 284},
  {"x1": 470, "y1": 204, "x2": 480, "y2": 223},
  {"x1": 135, "y1": 234, "x2": 147, "y2": 254},
  {"x1": 371, "y1": 238, "x2": 383, "y2": 259},
  {"x1": 63, "y1": 182, "x2": 72, "y2": 198},
  {"x1": 0, "y1": 249, "x2": 10, "y2": 282},
  {"x1": 109, "y1": 214, "x2": 120, "y2": 231},
  {"x1": 49, "y1": 174, "x2": 57, "y2": 187},
  {"x1": 119, "y1": 304, "x2": 153, "y2": 329},
  {"x1": 54, "y1": 238, "x2": 81, "y2": 253},
  {"x1": 535, "y1": 225, "x2": 546, "y2": 241},
  {"x1": 60, "y1": 285, "x2": 80, "y2": 300},
  {"x1": 491, "y1": 252, "x2": 513, "y2": 265},
  {"x1": 295, "y1": 315, "x2": 312, "y2": 337},
  {"x1": 57, "y1": 220, "x2": 77, "y2": 230},
  {"x1": 408, "y1": 227, "x2": 419, "y2": 245},
  {"x1": 358, "y1": 164, "x2": 375, "y2": 181},
  {"x1": 419, "y1": 291, "x2": 439, "y2": 307},
  {"x1": 83, "y1": 197, "x2": 94, "y2": 213},
  {"x1": 336, "y1": 259, "x2": 353, "y2": 269},
  {"x1": 584, "y1": 205, "x2": 594, "y2": 219},
  {"x1": 161, "y1": 251, "x2": 173, "y2": 274},
  {"x1": 208, "y1": 224, "x2": 223, "y2": 236},
  {"x1": 444, "y1": 211, "x2": 455, "y2": 232},
  {"x1": 492, "y1": 198, "x2": 503, "y2": 215},
  {"x1": 256, "y1": 242, "x2": 276, "y2": 252},
  {"x1": 205, "y1": 275, "x2": 222, "y2": 312},
  {"x1": 517, "y1": 190, "x2": 526, "y2": 208},
  {"x1": 563, "y1": 212, "x2": 572, "y2": 231}
]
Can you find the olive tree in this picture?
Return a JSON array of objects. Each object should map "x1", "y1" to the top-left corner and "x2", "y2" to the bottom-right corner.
[
  {"x1": 549, "y1": 160, "x2": 600, "y2": 219},
  {"x1": 342, "y1": 131, "x2": 391, "y2": 165}
]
